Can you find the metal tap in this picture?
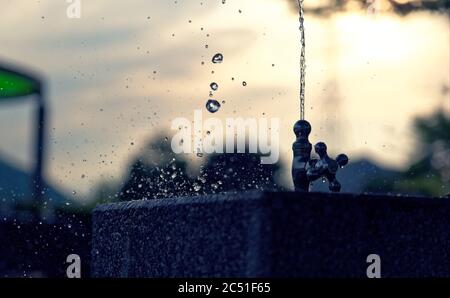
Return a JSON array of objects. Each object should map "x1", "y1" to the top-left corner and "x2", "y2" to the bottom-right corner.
[{"x1": 292, "y1": 120, "x2": 349, "y2": 192}]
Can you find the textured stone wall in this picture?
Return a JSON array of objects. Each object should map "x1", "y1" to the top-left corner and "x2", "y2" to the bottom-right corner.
[{"x1": 92, "y1": 191, "x2": 450, "y2": 278}]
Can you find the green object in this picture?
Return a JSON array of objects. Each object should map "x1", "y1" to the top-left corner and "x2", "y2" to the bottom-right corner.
[{"x1": 0, "y1": 68, "x2": 40, "y2": 100}]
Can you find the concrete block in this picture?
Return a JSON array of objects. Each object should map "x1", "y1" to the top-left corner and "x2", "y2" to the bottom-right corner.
[{"x1": 92, "y1": 191, "x2": 450, "y2": 277}]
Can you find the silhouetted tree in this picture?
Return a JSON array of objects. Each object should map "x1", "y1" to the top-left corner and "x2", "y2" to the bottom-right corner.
[
  {"x1": 120, "y1": 136, "x2": 194, "y2": 201},
  {"x1": 286, "y1": 0, "x2": 450, "y2": 17},
  {"x1": 364, "y1": 110, "x2": 450, "y2": 196},
  {"x1": 195, "y1": 152, "x2": 281, "y2": 195}
]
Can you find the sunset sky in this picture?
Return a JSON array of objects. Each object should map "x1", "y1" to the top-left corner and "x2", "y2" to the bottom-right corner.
[{"x1": 0, "y1": 0, "x2": 449, "y2": 199}]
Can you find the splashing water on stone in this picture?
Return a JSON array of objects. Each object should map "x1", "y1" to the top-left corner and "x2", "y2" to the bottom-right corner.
[
  {"x1": 206, "y1": 99, "x2": 221, "y2": 113},
  {"x1": 297, "y1": 0, "x2": 306, "y2": 120}
]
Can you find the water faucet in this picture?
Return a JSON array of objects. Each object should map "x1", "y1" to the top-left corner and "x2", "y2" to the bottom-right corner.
[{"x1": 292, "y1": 120, "x2": 349, "y2": 192}]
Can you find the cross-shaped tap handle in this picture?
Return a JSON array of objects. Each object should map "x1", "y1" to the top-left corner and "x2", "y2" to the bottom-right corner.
[{"x1": 308, "y1": 142, "x2": 348, "y2": 192}]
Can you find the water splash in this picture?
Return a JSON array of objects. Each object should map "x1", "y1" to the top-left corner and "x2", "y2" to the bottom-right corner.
[
  {"x1": 297, "y1": 0, "x2": 306, "y2": 120},
  {"x1": 212, "y1": 53, "x2": 224, "y2": 64},
  {"x1": 206, "y1": 99, "x2": 221, "y2": 113},
  {"x1": 210, "y1": 82, "x2": 219, "y2": 91}
]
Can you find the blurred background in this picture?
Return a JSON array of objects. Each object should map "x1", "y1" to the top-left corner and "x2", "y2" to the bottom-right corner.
[{"x1": 0, "y1": 0, "x2": 449, "y2": 210}]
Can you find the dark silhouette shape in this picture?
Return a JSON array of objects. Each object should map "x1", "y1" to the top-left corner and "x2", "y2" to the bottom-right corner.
[
  {"x1": 363, "y1": 110, "x2": 450, "y2": 197},
  {"x1": 120, "y1": 137, "x2": 282, "y2": 201},
  {"x1": 195, "y1": 152, "x2": 281, "y2": 195},
  {"x1": 120, "y1": 137, "x2": 193, "y2": 201},
  {"x1": 287, "y1": 0, "x2": 450, "y2": 17},
  {"x1": 311, "y1": 158, "x2": 401, "y2": 194}
]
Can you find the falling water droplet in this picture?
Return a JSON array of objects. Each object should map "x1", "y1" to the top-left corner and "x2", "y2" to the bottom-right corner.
[
  {"x1": 242, "y1": 81, "x2": 247, "y2": 87},
  {"x1": 206, "y1": 99, "x2": 221, "y2": 113},
  {"x1": 210, "y1": 82, "x2": 219, "y2": 91},
  {"x1": 212, "y1": 53, "x2": 223, "y2": 64}
]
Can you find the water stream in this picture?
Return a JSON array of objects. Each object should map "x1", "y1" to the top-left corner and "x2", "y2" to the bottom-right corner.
[{"x1": 297, "y1": 0, "x2": 306, "y2": 120}]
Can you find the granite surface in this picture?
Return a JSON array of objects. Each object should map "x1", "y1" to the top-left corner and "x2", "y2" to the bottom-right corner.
[{"x1": 92, "y1": 191, "x2": 450, "y2": 277}]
